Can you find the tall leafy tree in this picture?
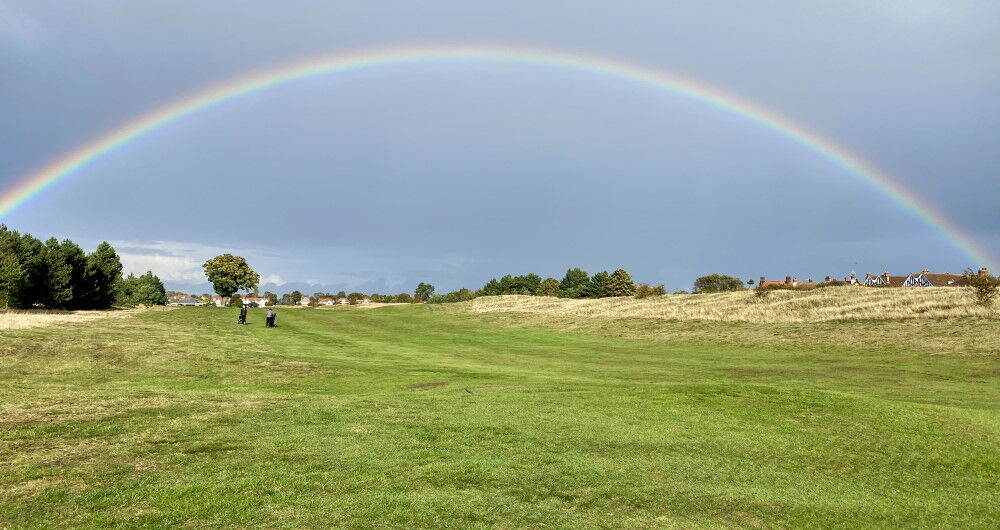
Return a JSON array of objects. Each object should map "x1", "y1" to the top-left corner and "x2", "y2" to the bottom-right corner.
[
  {"x1": 0, "y1": 251, "x2": 27, "y2": 309},
  {"x1": 414, "y1": 282, "x2": 435, "y2": 301},
  {"x1": 601, "y1": 269, "x2": 636, "y2": 297},
  {"x1": 202, "y1": 254, "x2": 260, "y2": 304}
]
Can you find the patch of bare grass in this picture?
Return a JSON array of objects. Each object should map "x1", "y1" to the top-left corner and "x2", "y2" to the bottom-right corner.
[{"x1": 0, "y1": 307, "x2": 164, "y2": 331}]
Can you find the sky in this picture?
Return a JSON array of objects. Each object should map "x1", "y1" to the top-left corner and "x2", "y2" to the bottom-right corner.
[{"x1": 1, "y1": 0, "x2": 998, "y2": 295}]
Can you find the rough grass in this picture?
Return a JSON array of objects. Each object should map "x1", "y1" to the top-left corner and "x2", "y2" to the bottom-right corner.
[
  {"x1": 466, "y1": 286, "x2": 999, "y2": 323},
  {"x1": 1, "y1": 305, "x2": 997, "y2": 528},
  {"x1": 0, "y1": 307, "x2": 157, "y2": 330}
]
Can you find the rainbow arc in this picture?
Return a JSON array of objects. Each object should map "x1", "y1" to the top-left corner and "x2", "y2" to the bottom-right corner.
[{"x1": 0, "y1": 44, "x2": 992, "y2": 266}]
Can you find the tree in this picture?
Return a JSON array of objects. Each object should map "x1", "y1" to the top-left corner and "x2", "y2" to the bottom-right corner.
[
  {"x1": 116, "y1": 271, "x2": 167, "y2": 306},
  {"x1": 415, "y1": 282, "x2": 435, "y2": 301},
  {"x1": 37, "y1": 238, "x2": 85, "y2": 309},
  {"x1": 263, "y1": 291, "x2": 278, "y2": 306},
  {"x1": 692, "y1": 273, "x2": 745, "y2": 293},
  {"x1": 536, "y1": 277, "x2": 560, "y2": 297},
  {"x1": 584, "y1": 271, "x2": 610, "y2": 298},
  {"x1": 336, "y1": 291, "x2": 347, "y2": 299},
  {"x1": 0, "y1": 250, "x2": 26, "y2": 309},
  {"x1": 229, "y1": 293, "x2": 244, "y2": 308},
  {"x1": 82, "y1": 242, "x2": 123, "y2": 309},
  {"x1": 747, "y1": 279, "x2": 755, "y2": 288},
  {"x1": 559, "y1": 268, "x2": 590, "y2": 298},
  {"x1": 965, "y1": 268, "x2": 1000, "y2": 308},
  {"x1": 203, "y1": 254, "x2": 259, "y2": 305},
  {"x1": 601, "y1": 269, "x2": 635, "y2": 297}
]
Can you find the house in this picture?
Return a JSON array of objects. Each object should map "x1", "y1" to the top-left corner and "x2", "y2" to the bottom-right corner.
[
  {"x1": 299, "y1": 296, "x2": 311, "y2": 306},
  {"x1": 758, "y1": 276, "x2": 796, "y2": 288},
  {"x1": 863, "y1": 272, "x2": 907, "y2": 287},
  {"x1": 902, "y1": 269, "x2": 972, "y2": 287},
  {"x1": 317, "y1": 298, "x2": 335, "y2": 306},
  {"x1": 211, "y1": 295, "x2": 225, "y2": 307},
  {"x1": 242, "y1": 296, "x2": 267, "y2": 307},
  {"x1": 357, "y1": 298, "x2": 371, "y2": 304},
  {"x1": 337, "y1": 298, "x2": 350, "y2": 305}
]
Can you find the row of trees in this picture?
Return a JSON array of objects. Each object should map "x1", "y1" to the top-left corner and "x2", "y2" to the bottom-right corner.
[
  {"x1": 0, "y1": 226, "x2": 166, "y2": 309},
  {"x1": 430, "y1": 268, "x2": 647, "y2": 303}
]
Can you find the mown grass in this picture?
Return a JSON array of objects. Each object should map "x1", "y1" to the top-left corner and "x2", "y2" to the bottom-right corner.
[{"x1": 1, "y1": 306, "x2": 998, "y2": 528}]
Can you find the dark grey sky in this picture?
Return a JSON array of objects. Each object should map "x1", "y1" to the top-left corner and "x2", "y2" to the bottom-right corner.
[{"x1": 1, "y1": 1, "x2": 997, "y2": 294}]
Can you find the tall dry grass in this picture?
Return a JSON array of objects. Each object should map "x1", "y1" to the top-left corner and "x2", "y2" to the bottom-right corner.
[
  {"x1": 0, "y1": 308, "x2": 157, "y2": 330},
  {"x1": 466, "y1": 286, "x2": 998, "y2": 323}
]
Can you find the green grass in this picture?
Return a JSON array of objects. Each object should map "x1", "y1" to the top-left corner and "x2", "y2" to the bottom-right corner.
[{"x1": 1, "y1": 306, "x2": 998, "y2": 528}]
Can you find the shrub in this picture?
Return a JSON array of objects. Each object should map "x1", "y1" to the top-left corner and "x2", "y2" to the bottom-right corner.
[
  {"x1": 965, "y1": 269, "x2": 1000, "y2": 308},
  {"x1": 601, "y1": 269, "x2": 635, "y2": 297},
  {"x1": 536, "y1": 278, "x2": 560, "y2": 297},
  {"x1": 692, "y1": 274, "x2": 745, "y2": 293},
  {"x1": 634, "y1": 284, "x2": 666, "y2": 298},
  {"x1": 229, "y1": 294, "x2": 243, "y2": 307},
  {"x1": 428, "y1": 288, "x2": 479, "y2": 304}
]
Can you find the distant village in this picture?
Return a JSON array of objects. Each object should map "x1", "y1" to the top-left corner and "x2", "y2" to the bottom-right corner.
[
  {"x1": 759, "y1": 267, "x2": 988, "y2": 289},
  {"x1": 167, "y1": 295, "x2": 372, "y2": 307},
  {"x1": 166, "y1": 267, "x2": 989, "y2": 306}
]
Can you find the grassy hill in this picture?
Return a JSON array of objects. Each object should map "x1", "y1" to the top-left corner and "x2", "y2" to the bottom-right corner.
[
  {"x1": 466, "y1": 286, "x2": 998, "y2": 323},
  {"x1": 1, "y1": 305, "x2": 998, "y2": 527}
]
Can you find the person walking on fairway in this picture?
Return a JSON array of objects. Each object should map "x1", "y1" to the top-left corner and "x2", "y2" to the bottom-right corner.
[
  {"x1": 266, "y1": 308, "x2": 276, "y2": 328},
  {"x1": 238, "y1": 305, "x2": 248, "y2": 325}
]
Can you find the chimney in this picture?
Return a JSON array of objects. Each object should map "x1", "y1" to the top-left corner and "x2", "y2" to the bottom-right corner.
[
  {"x1": 759, "y1": 276, "x2": 765, "y2": 285},
  {"x1": 883, "y1": 272, "x2": 890, "y2": 283},
  {"x1": 980, "y1": 267, "x2": 989, "y2": 277},
  {"x1": 785, "y1": 276, "x2": 791, "y2": 285}
]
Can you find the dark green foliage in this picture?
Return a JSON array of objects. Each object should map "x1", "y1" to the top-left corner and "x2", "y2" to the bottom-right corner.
[
  {"x1": 584, "y1": 271, "x2": 610, "y2": 298},
  {"x1": 347, "y1": 292, "x2": 366, "y2": 303},
  {"x1": 263, "y1": 292, "x2": 278, "y2": 306},
  {"x1": 559, "y1": 268, "x2": 589, "y2": 297},
  {"x1": 634, "y1": 284, "x2": 666, "y2": 298},
  {"x1": 536, "y1": 278, "x2": 560, "y2": 297},
  {"x1": 692, "y1": 273, "x2": 746, "y2": 293},
  {"x1": 600, "y1": 269, "x2": 635, "y2": 297},
  {"x1": 229, "y1": 294, "x2": 244, "y2": 308},
  {"x1": 480, "y1": 274, "x2": 542, "y2": 296},
  {"x1": 279, "y1": 290, "x2": 304, "y2": 305},
  {"x1": 203, "y1": 254, "x2": 260, "y2": 303},
  {"x1": 414, "y1": 283, "x2": 435, "y2": 301},
  {"x1": 116, "y1": 271, "x2": 167, "y2": 306},
  {"x1": 393, "y1": 293, "x2": 414, "y2": 303},
  {"x1": 82, "y1": 242, "x2": 123, "y2": 309},
  {"x1": 427, "y1": 288, "x2": 479, "y2": 304},
  {"x1": 964, "y1": 268, "x2": 1000, "y2": 308}
]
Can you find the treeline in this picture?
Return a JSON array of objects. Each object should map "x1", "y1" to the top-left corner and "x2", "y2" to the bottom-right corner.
[
  {"x1": 430, "y1": 268, "x2": 665, "y2": 304},
  {"x1": 272, "y1": 290, "x2": 420, "y2": 305},
  {"x1": 0, "y1": 226, "x2": 166, "y2": 309}
]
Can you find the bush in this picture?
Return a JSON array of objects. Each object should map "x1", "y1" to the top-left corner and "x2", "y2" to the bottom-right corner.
[
  {"x1": 965, "y1": 269, "x2": 1000, "y2": 308},
  {"x1": 428, "y1": 288, "x2": 479, "y2": 304},
  {"x1": 601, "y1": 269, "x2": 635, "y2": 297},
  {"x1": 692, "y1": 274, "x2": 745, "y2": 293},
  {"x1": 229, "y1": 294, "x2": 243, "y2": 307},
  {"x1": 536, "y1": 278, "x2": 560, "y2": 297},
  {"x1": 634, "y1": 284, "x2": 666, "y2": 298}
]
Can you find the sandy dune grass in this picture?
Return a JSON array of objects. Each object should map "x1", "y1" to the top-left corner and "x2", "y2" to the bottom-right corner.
[
  {"x1": 0, "y1": 307, "x2": 159, "y2": 331},
  {"x1": 466, "y1": 286, "x2": 998, "y2": 323}
]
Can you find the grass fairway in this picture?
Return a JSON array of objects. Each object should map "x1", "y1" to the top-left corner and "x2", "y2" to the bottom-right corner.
[{"x1": 1, "y1": 306, "x2": 998, "y2": 528}]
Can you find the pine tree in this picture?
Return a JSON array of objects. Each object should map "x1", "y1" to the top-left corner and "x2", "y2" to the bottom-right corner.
[
  {"x1": 601, "y1": 269, "x2": 636, "y2": 297},
  {"x1": 83, "y1": 242, "x2": 123, "y2": 309},
  {"x1": 584, "y1": 271, "x2": 610, "y2": 298},
  {"x1": 536, "y1": 278, "x2": 560, "y2": 297}
]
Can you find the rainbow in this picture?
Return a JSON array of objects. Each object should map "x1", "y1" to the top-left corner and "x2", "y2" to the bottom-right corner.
[{"x1": 1, "y1": 44, "x2": 993, "y2": 266}]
